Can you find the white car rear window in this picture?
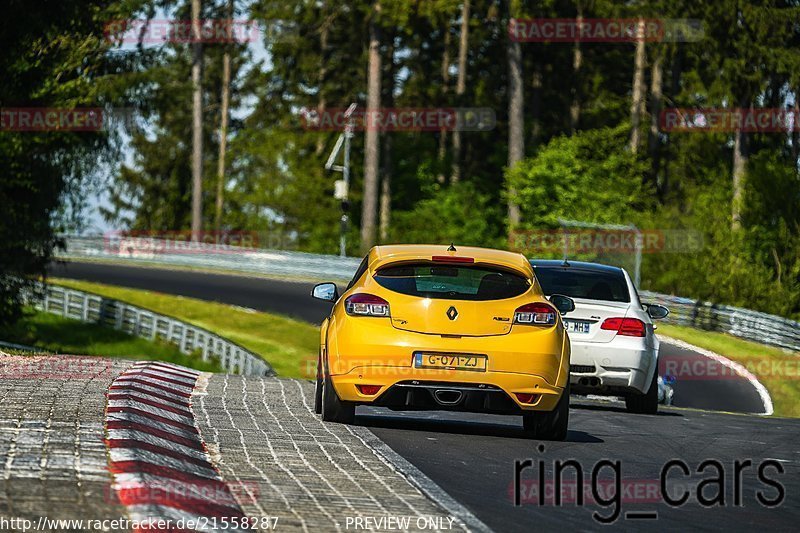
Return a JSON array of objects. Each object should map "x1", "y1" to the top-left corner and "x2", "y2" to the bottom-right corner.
[{"x1": 534, "y1": 267, "x2": 630, "y2": 303}]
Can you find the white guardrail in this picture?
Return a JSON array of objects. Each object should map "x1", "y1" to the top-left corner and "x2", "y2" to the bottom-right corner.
[
  {"x1": 61, "y1": 235, "x2": 362, "y2": 281},
  {"x1": 639, "y1": 291, "x2": 800, "y2": 353},
  {"x1": 56, "y1": 236, "x2": 800, "y2": 353},
  {"x1": 27, "y1": 282, "x2": 273, "y2": 376}
]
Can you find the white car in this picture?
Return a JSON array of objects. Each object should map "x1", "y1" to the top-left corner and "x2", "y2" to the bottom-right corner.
[{"x1": 530, "y1": 260, "x2": 669, "y2": 414}]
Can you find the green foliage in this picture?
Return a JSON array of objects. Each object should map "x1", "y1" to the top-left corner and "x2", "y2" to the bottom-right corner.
[
  {"x1": 641, "y1": 162, "x2": 800, "y2": 318},
  {"x1": 103, "y1": 1, "x2": 254, "y2": 231},
  {"x1": 506, "y1": 125, "x2": 652, "y2": 228},
  {"x1": 387, "y1": 182, "x2": 503, "y2": 248},
  {"x1": 52, "y1": 278, "x2": 319, "y2": 378},
  {"x1": 16, "y1": 0, "x2": 797, "y2": 323},
  {"x1": 0, "y1": 308, "x2": 224, "y2": 372},
  {"x1": 0, "y1": 0, "x2": 132, "y2": 325}
]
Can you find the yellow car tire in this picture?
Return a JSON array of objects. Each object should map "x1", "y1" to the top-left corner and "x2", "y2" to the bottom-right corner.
[
  {"x1": 522, "y1": 383, "x2": 570, "y2": 441},
  {"x1": 321, "y1": 371, "x2": 355, "y2": 424},
  {"x1": 313, "y1": 356, "x2": 323, "y2": 415}
]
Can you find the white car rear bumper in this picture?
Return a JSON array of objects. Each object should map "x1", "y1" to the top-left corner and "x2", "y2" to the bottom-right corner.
[{"x1": 568, "y1": 336, "x2": 657, "y2": 394}]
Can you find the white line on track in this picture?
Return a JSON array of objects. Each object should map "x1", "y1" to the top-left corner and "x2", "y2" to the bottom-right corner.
[
  {"x1": 660, "y1": 336, "x2": 774, "y2": 416},
  {"x1": 349, "y1": 426, "x2": 491, "y2": 533}
]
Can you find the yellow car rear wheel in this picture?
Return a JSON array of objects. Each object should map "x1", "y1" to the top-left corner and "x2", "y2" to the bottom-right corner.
[
  {"x1": 313, "y1": 356, "x2": 323, "y2": 414},
  {"x1": 522, "y1": 383, "x2": 570, "y2": 441},
  {"x1": 321, "y1": 371, "x2": 355, "y2": 424}
]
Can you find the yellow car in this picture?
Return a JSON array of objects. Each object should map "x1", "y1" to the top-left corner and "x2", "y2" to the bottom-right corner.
[{"x1": 311, "y1": 244, "x2": 575, "y2": 440}]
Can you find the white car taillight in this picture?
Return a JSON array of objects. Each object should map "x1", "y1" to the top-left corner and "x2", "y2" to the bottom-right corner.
[
  {"x1": 513, "y1": 303, "x2": 556, "y2": 325},
  {"x1": 345, "y1": 293, "x2": 390, "y2": 317},
  {"x1": 600, "y1": 317, "x2": 646, "y2": 337}
]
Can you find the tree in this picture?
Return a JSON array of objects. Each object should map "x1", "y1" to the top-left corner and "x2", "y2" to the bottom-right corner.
[
  {"x1": 191, "y1": 0, "x2": 204, "y2": 240},
  {"x1": 451, "y1": 0, "x2": 471, "y2": 182},
  {"x1": 629, "y1": 18, "x2": 647, "y2": 153},
  {"x1": 506, "y1": 0, "x2": 523, "y2": 227},
  {"x1": 215, "y1": 0, "x2": 234, "y2": 233},
  {"x1": 379, "y1": 31, "x2": 396, "y2": 242},
  {"x1": 569, "y1": 0, "x2": 584, "y2": 133},
  {"x1": 104, "y1": 0, "x2": 249, "y2": 234},
  {"x1": 361, "y1": 1, "x2": 382, "y2": 254},
  {"x1": 437, "y1": 13, "x2": 451, "y2": 184},
  {"x1": 0, "y1": 0, "x2": 130, "y2": 325},
  {"x1": 687, "y1": 1, "x2": 800, "y2": 230},
  {"x1": 506, "y1": 125, "x2": 651, "y2": 233}
]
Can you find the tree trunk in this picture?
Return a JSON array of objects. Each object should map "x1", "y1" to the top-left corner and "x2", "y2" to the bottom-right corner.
[
  {"x1": 731, "y1": 128, "x2": 747, "y2": 231},
  {"x1": 648, "y1": 52, "x2": 663, "y2": 195},
  {"x1": 315, "y1": 19, "x2": 329, "y2": 156},
  {"x1": 379, "y1": 34, "x2": 395, "y2": 242},
  {"x1": 530, "y1": 59, "x2": 542, "y2": 146},
  {"x1": 506, "y1": 10, "x2": 523, "y2": 227},
  {"x1": 793, "y1": 88, "x2": 800, "y2": 165},
  {"x1": 360, "y1": 1, "x2": 382, "y2": 254},
  {"x1": 629, "y1": 18, "x2": 646, "y2": 154},
  {"x1": 190, "y1": 0, "x2": 203, "y2": 240},
  {"x1": 662, "y1": 43, "x2": 685, "y2": 199},
  {"x1": 380, "y1": 134, "x2": 392, "y2": 242},
  {"x1": 215, "y1": 0, "x2": 233, "y2": 234},
  {"x1": 569, "y1": 2, "x2": 583, "y2": 133},
  {"x1": 437, "y1": 22, "x2": 451, "y2": 184},
  {"x1": 451, "y1": 0, "x2": 470, "y2": 183}
]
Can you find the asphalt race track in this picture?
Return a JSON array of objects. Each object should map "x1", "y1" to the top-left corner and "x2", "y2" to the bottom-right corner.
[
  {"x1": 49, "y1": 260, "x2": 767, "y2": 415},
  {"x1": 46, "y1": 260, "x2": 797, "y2": 531}
]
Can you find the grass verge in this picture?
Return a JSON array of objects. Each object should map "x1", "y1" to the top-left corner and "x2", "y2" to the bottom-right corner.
[
  {"x1": 0, "y1": 309, "x2": 224, "y2": 372},
  {"x1": 35, "y1": 278, "x2": 800, "y2": 415},
  {"x1": 658, "y1": 323, "x2": 800, "y2": 418},
  {"x1": 50, "y1": 278, "x2": 318, "y2": 379}
]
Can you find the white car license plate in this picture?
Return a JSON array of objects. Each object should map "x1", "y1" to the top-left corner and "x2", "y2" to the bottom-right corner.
[{"x1": 565, "y1": 320, "x2": 591, "y2": 334}]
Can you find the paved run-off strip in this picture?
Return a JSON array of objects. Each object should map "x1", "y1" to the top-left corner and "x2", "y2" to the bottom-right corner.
[
  {"x1": 194, "y1": 374, "x2": 486, "y2": 532},
  {"x1": 0, "y1": 354, "x2": 486, "y2": 531},
  {"x1": 0, "y1": 355, "x2": 131, "y2": 527}
]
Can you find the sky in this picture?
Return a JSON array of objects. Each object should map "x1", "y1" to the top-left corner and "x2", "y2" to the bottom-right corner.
[{"x1": 82, "y1": 7, "x2": 271, "y2": 235}]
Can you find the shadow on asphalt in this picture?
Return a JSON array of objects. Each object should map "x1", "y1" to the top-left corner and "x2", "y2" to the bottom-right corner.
[
  {"x1": 570, "y1": 401, "x2": 684, "y2": 417},
  {"x1": 355, "y1": 414, "x2": 604, "y2": 443}
]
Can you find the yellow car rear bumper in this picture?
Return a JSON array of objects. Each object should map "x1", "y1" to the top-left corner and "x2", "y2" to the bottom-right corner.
[
  {"x1": 331, "y1": 366, "x2": 565, "y2": 411},
  {"x1": 323, "y1": 315, "x2": 570, "y2": 413}
]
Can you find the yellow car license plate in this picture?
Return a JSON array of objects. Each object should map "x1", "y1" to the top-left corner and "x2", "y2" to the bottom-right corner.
[{"x1": 413, "y1": 352, "x2": 487, "y2": 372}]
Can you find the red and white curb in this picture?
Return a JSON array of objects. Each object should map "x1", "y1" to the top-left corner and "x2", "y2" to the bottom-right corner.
[{"x1": 105, "y1": 362, "x2": 248, "y2": 531}]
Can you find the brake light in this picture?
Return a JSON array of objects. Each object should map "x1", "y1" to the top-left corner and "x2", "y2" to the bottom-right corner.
[
  {"x1": 431, "y1": 255, "x2": 475, "y2": 264},
  {"x1": 515, "y1": 393, "x2": 538, "y2": 404},
  {"x1": 345, "y1": 293, "x2": 390, "y2": 317},
  {"x1": 600, "y1": 317, "x2": 646, "y2": 337},
  {"x1": 514, "y1": 303, "x2": 556, "y2": 326},
  {"x1": 356, "y1": 385, "x2": 382, "y2": 395}
]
